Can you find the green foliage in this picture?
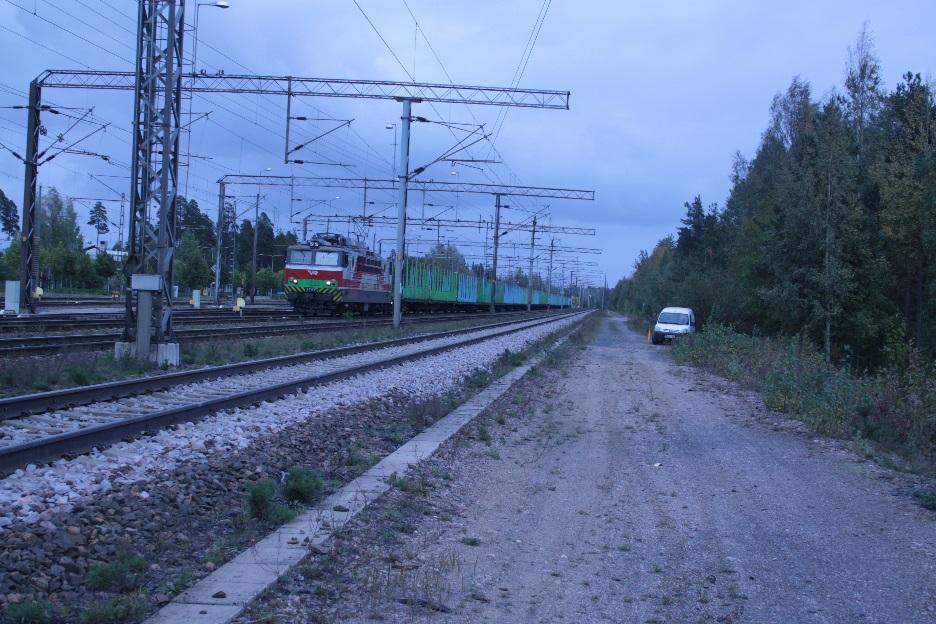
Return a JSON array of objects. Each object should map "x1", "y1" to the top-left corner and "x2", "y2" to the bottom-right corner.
[
  {"x1": 283, "y1": 466, "x2": 323, "y2": 503},
  {"x1": 255, "y1": 266, "x2": 277, "y2": 294},
  {"x1": 85, "y1": 551, "x2": 148, "y2": 592},
  {"x1": 497, "y1": 349, "x2": 525, "y2": 367},
  {"x1": 476, "y1": 425, "x2": 492, "y2": 445},
  {"x1": 387, "y1": 472, "x2": 427, "y2": 495},
  {"x1": 673, "y1": 324, "x2": 936, "y2": 463},
  {"x1": 913, "y1": 490, "x2": 936, "y2": 511},
  {"x1": 81, "y1": 595, "x2": 146, "y2": 624},
  {"x1": 87, "y1": 201, "x2": 110, "y2": 237},
  {"x1": 426, "y1": 242, "x2": 467, "y2": 272},
  {"x1": 612, "y1": 30, "x2": 936, "y2": 368},
  {"x1": 4, "y1": 600, "x2": 51, "y2": 624},
  {"x1": 245, "y1": 478, "x2": 299, "y2": 524},
  {"x1": 174, "y1": 232, "x2": 213, "y2": 292},
  {"x1": 0, "y1": 189, "x2": 18, "y2": 237},
  {"x1": 461, "y1": 537, "x2": 480, "y2": 546},
  {"x1": 246, "y1": 479, "x2": 278, "y2": 520},
  {"x1": 464, "y1": 368, "x2": 491, "y2": 389},
  {"x1": 94, "y1": 252, "x2": 118, "y2": 279}
]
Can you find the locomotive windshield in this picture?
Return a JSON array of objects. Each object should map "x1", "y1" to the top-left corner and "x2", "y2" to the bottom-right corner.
[
  {"x1": 287, "y1": 248, "x2": 314, "y2": 265},
  {"x1": 287, "y1": 249, "x2": 343, "y2": 266},
  {"x1": 315, "y1": 251, "x2": 342, "y2": 266}
]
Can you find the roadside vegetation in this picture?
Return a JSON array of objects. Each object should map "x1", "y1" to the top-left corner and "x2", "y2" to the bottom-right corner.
[
  {"x1": 612, "y1": 29, "x2": 936, "y2": 470},
  {"x1": 672, "y1": 326, "x2": 935, "y2": 471}
]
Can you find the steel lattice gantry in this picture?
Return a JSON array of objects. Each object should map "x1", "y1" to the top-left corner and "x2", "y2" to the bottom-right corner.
[
  {"x1": 33, "y1": 71, "x2": 571, "y2": 109},
  {"x1": 20, "y1": 68, "x2": 571, "y2": 334},
  {"x1": 124, "y1": 0, "x2": 186, "y2": 359},
  {"x1": 217, "y1": 175, "x2": 595, "y2": 313}
]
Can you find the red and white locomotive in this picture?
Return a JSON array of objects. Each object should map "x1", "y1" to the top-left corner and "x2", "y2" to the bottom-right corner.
[{"x1": 283, "y1": 233, "x2": 391, "y2": 314}]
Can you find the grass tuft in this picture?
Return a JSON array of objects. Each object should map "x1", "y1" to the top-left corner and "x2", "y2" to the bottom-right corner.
[
  {"x1": 913, "y1": 490, "x2": 936, "y2": 511},
  {"x1": 81, "y1": 595, "x2": 147, "y2": 624},
  {"x1": 85, "y1": 551, "x2": 148, "y2": 592},
  {"x1": 4, "y1": 600, "x2": 52, "y2": 624},
  {"x1": 283, "y1": 466, "x2": 324, "y2": 504}
]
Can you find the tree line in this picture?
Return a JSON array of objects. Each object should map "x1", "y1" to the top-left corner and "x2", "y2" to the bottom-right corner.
[
  {"x1": 611, "y1": 27, "x2": 936, "y2": 368},
  {"x1": 0, "y1": 188, "x2": 298, "y2": 295}
]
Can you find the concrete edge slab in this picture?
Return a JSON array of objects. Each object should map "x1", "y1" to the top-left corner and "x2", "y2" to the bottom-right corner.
[{"x1": 143, "y1": 321, "x2": 581, "y2": 624}]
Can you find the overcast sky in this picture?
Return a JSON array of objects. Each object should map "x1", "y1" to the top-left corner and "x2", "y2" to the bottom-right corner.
[{"x1": 1, "y1": 0, "x2": 935, "y2": 285}]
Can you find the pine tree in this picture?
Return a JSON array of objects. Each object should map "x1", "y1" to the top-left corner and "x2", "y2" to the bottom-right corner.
[
  {"x1": 0, "y1": 190, "x2": 18, "y2": 238},
  {"x1": 87, "y1": 201, "x2": 110, "y2": 248}
]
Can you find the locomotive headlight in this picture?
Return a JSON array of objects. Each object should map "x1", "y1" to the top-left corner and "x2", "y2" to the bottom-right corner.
[{"x1": 289, "y1": 277, "x2": 298, "y2": 284}]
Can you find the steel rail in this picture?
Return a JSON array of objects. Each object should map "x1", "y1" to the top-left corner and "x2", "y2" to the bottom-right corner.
[
  {"x1": 0, "y1": 312, "x2": 583, "y2": 473},
  {"x1": 0, "y1": 312, "x2": 559, "y2": 417},
  {"x1": 0, "y1": 311, "x2": 544, "y2": 356}
]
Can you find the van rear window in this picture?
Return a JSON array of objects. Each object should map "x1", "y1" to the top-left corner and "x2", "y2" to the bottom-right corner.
[{"x1": 658, "y1": 312, "x2": 689, "y2": 325}]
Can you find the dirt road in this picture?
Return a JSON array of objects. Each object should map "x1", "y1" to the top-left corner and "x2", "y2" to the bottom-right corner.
[{"x1": 246, "y1": 313, "x2": 936, "y2": 623}]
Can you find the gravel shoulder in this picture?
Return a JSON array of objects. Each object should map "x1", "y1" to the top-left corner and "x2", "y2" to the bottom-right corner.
[{"x1": 245, "y1": 312, "x2": 936, "y2": 623}]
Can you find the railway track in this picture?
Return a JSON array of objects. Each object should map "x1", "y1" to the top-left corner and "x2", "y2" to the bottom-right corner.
[
  {"x1": 0, "y1": 311, "x2": 303, "y2": 334},
  {"x1": 0, "y1": 310, "x2": 544, "y2": 357},
  {"x1": 0, "y1": 312, "x2": 583, "y2": 474}
]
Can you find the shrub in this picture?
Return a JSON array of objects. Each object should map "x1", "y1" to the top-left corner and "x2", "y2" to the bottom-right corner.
[
  {"x1": 464, "y1": 368, "x2": 491, "y2": 389},
  {"x1": 246, "y1": 478, "x2": 299, "y2": 524},
  {"x1": 246, "y1": 479, "x2": 278, "y2": 520},
  {"x1": 283, "y1": 466, "x2": 323, "y2": 504}
]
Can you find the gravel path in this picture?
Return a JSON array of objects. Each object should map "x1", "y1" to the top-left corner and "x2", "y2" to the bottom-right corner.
[{"x1": 249, "y1": 313, "x2": 936, "y2": 623}]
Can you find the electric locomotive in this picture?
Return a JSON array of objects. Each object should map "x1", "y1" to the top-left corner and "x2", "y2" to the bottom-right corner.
[{"x1": 284, "y1": 233, "x2": 391, "y2": 314}]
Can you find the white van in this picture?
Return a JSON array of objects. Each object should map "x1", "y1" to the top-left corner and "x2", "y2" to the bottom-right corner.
[{"x1": 651, "y1": 307, "x2": 695, "y2": 345}]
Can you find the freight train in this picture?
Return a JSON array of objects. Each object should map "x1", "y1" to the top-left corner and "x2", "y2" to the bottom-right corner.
[{"x1": 283, "y1": 233, "x2": 570, "y2": 315}]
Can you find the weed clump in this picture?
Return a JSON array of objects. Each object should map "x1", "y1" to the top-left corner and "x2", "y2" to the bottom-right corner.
[
  {"x1": 85, "y1": 551, "x2": 148, "y2": 592},
  {"x1": 4, "y1": 600, "x2": 52, "y2": 624},
  {"x1": 388, "y1": 472, "x2": 427, "y2": 496},
  {"x1": 477, "y1": 425, "x2": 492, "y2": 445},
  {"x1": 81, "y1": 595, "x2": 146, "y2": 624},
  {"x1": 465, "y1": 368, "x2": 491, "y2": 389},
  {"x1": 497, "y1": 349, "x2": 524, "y2": 367},
  {"x1": 246, "y1": 478, "x2": 296, "y2": 523},
  {"x1": 461, "y1": 537, "x2": 480, "y2": 546},
  {"x1": 246, "y1": 466, "x2": 326, "y2": 524},
  {"x1": 914, "y1": 490, "x2": 936, "y2": 511},
  {"x1": 284, "y1": 466, "x2": 323, "y2": 504}
]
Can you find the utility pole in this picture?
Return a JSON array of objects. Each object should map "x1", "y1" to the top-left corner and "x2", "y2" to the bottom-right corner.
[
  {"x1": 117, "y1": 193, "x2": 126, "y2": 251},
  {"x1": 526, "y1": 215, "x2": 536, "y2": 311},
  {"x1": 489, "y1": 194, "x2": 502, "y2": 313},
  {"x1": 392, "y1": 99, "x2": 413, "y2": 329},
  {"x1": 602, "y1": 273, "x2": 606, "y2": 310},
  {"x1": 546, "y1": 238, "x2": 554, "y2": 310},
  {"x1": 251, "y1": 192, "x2": 259, "y2": 304},
  {"x1": 19, "y1": 79, "x2": 40, "y2": 313},
  {"x1": 214, "y1": 180, "x2": 224, "y2": 303}
]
